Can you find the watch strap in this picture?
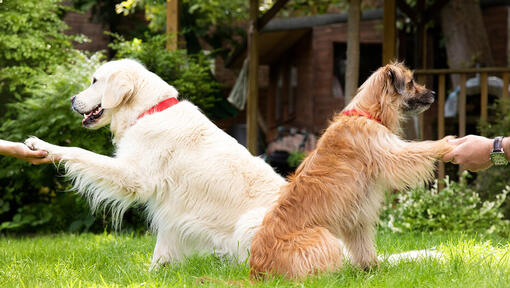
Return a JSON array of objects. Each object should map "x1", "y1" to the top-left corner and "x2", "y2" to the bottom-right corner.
[{"x1": 493, "y1": 136, "x2": 504, "y2": 152}]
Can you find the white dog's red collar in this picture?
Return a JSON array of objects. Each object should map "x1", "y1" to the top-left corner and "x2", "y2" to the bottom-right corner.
[{"x1": 138, "y1": 98, "x2": 179, "y2": 120}]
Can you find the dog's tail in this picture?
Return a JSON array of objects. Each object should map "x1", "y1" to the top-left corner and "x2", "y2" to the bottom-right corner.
[{"x1": 249, "y1": 223, "x2": 343, "y2": 279}]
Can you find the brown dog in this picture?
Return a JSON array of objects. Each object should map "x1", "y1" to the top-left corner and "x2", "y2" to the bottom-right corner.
[{"x1": 249, "y1": 62, "x2": 454, "y2": 279}]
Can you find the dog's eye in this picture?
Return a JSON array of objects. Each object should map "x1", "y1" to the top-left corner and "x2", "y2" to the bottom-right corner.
[
  {"x1": 407, "y1": 80, "x2": 414, "y2": 89},
  {"x1": 92, "y1": 78, "x2": 97, "y2": 85}
]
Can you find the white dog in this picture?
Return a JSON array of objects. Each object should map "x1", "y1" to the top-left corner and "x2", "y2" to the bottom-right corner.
[{"x1": 25, "y1": 59, "x2": 285, "y2": 268}]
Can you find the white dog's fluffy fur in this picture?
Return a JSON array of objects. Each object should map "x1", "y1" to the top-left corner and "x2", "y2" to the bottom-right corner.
[{"x1": 25, "y1": 59, "x2": 285, "y2": 268}]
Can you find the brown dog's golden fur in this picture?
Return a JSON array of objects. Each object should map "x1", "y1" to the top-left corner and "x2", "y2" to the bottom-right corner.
[{"x1": 249, "y1": 63, "x2": 454, "y2": 279}]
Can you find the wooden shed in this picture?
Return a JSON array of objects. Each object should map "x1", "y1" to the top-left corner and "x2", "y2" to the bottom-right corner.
[{"x1": 227, "y1": 10, "x2": 384, "y2": 140}]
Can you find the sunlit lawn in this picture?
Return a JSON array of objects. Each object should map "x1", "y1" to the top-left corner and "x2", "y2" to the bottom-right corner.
[{"x1": 0, "y1": 231, "x2": 509, "y2": 287}]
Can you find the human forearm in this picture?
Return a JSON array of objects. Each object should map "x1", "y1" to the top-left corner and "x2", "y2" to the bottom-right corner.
[
  {"x1": 503, "y1": 137, "x2": 510, "y2": 160},
  {"x1": 0, "y1": 139, "x2": 51, "y2": 164},
  {"x1": 0, "y1": 140, "x2": 16, "y2": 156}
]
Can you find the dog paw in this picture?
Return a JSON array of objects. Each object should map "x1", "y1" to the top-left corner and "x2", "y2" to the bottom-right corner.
[
  {"x1": 434, "y1": 135, "x2": 456, "y2": 158},
  {"x1": 24, "y1": 137, "x2": 52, "y2": 154},
  {"x1": 441, "y1": 135, "x2": 456, "y2": 142},
  {"x1": 354, "y1": 258, "x2": 380, "y2": 271}
]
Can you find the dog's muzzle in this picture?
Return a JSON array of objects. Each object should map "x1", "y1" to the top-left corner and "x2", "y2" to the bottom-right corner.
[{"x1": 404, "y1": 91, "x2": 435, "y2": 112}]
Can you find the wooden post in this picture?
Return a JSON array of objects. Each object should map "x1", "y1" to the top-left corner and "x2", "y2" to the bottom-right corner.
[
  {"x1": 247, "y1": 0, "x2": 259, "y2": 155},
  {"x1": 438, "y1": 74, "x2": 445, "y2": 189},
  {"x1": 458, "y1": 74, "x2": 467, "y2": 138},
  {"x1": 480, "y1": 72, "x2": 488, "y2": 124},
  {"x1": 458, "y1": 73, "x2": 466, "y2": 173},
  {"x1": 383, "y1": 0, "x2": 396, "y2": 65},
  {"x1": 345, "y1": 0, "x2": 361, "y2": 104},
  {"x1": 166, "y1": 0, "x2": 179, "y2": 50}
]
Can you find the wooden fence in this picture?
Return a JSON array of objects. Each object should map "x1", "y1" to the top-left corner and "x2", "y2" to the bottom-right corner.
[{"x1": 413, "y1": 67, "x2": 510, "y2": 182}]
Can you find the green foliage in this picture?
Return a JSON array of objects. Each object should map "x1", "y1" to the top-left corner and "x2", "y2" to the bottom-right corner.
[
  {"x1": 287, "y1": 150, "x2": 306, "y2": 168},
  {"x1": 0, "y1": 0, "x2": 83, "y2": 106},
  {"x1": 0, "y1": 53, "x2": 115, "y2": 233},
  {"x1": 380, "y1": 173, "x2": 510, "y2": 235},
  {"x1": 113, "y1": 0, "x2": 246, "y2": 29},
  {"x1": 279, "y1": 0, "x2": 347, "y2": 17},
  {"x1": 477, "y1": 98, "x2": 510, "y2": 216},
  {"x1": 110, "y1": 0, "x2": 354, "y2": 56},
  {"x1": 109, "y1": 34, "x2": 222, "y2": 116},
  {"x1": 0, "y1": 0, "x2": 109, "y2": 233}
]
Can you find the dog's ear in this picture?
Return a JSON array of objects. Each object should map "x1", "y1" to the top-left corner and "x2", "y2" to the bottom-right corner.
[
  {"x1": 102, "y1": 71, "x2": 134, "y2": 109},
  {"x1": 387, "y1": 67, "x2": 406, "y2": 95}
]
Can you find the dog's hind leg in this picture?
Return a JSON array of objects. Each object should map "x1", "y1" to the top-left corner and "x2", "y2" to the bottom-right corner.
[
  {"x1": 150, "y1": 230, "x2": 183, "y2": 270},
  {"x1": 341, "y1": 224, "x2": 378, "y2": 270},
  {"x1": 250, "y1": 226, "x2": 343, "y2": 279}
]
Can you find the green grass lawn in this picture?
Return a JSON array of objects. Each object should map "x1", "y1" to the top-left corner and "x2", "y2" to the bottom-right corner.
[{"x1": 0, "y1": 232, "x2": 509, "y2": 287}]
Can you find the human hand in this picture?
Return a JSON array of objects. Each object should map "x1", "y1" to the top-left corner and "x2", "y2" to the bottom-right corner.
[
  {"x1": 442, "y1": 135, "x2": 493, "y2": 172},
  {"x1": 10, "y1": 142, "x2": 53, "y2": 165}
]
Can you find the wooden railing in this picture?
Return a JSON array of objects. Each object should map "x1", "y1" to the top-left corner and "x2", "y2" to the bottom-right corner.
[{"x1": 414, "y1": 67, "x2": 510, "y2": 182}]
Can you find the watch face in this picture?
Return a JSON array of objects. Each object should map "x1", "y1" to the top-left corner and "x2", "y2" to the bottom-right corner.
[{"x1": 490, "y1": 152, "x2": 509, "y2": 166}]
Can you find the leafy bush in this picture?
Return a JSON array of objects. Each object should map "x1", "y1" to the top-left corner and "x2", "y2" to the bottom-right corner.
[
  {"x1": 0, "y1": 0, "x2": 82, "y2": 110},
  {"x1": 477, "y1": 98, "x2": 510, "y2": 217},
  {"x1": 109, "y1": 34, "x2": 224, "y2": 117},
  {"x1": 287, "y1": 151, "x2": 306, "y2": 168},
  {"x1": 380, "y1": 172, "x2": 510, "y2": 235},
  {"x1": 0, "y1": 53, "x2": 119, "y2": 233}
]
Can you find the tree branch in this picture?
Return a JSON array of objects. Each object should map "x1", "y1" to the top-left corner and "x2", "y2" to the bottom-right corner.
[{"x1": 257, "y1": 0, "x2": 291, "y2": 30}]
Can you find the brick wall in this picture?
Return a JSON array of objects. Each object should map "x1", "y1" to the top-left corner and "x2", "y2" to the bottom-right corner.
[
  {"x1": 265, "y1": 33, "x2": 314, "y2": 139},
  {"x1": 311, "y1": 19, "x2": 383, "y2": 132},
  {"x1": 64, "y1": 9, "x2": 109, "y2": 52},
  {"x1": 261, "y1": 19, "x2": 384, "y2": 136}
]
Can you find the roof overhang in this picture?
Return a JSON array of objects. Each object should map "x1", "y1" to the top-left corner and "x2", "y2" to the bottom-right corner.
[{"x1": 225, "y1": 9, "x2": 383, "y2": 69}]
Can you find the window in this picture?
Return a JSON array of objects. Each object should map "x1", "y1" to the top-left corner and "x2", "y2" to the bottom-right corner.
[{"x1": 332, "y1": 43, "x2": 382, "y2": 99}]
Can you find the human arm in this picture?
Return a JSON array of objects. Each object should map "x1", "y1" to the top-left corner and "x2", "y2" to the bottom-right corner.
[
  {"x1": 442, "y1": 135, "x2": 510, "y2": 172},
  {"x1": 503, "y1": 137, "x2": 510, "y2": 160},
  {"x1": 0, "y1": 139, "x2": 53, "y2": 165}
]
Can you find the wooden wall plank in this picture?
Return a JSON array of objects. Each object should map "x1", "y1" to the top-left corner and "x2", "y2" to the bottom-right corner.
[
  {"x1": 383, "y1": 0, "x2": 396, "y2": 64},
  {"x1": 480, "y1": 72, "x2": 488, "y2": 125},
  {"x1": 247, "y1": 0, "x2": 260, "y2": 154}
]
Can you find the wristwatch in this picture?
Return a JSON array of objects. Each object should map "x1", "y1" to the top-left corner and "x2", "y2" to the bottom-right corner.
[{"x1": 490, "y1": 136, "x2": 508, "y2": 165}]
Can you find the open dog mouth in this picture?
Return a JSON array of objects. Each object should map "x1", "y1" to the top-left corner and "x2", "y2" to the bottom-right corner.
[{"x1": 82, "y1": 104, "x2": 104, "y2": 127}]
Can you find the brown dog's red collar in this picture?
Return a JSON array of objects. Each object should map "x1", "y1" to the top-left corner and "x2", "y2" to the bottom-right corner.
[
  {"x1": 343, "y1": 109, "x2": 381, "y2": 123},
  {"x1": 138, "y1": 97, "x2": 179, "y2": 120}
]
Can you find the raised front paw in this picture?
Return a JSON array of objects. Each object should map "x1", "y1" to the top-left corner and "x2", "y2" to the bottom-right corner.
[
  {"x1": 435, "y1": 135, "x2": 456, "y2": 158},
  {"x1": 441, "y1": 135, "x2": 456, "y2": 142},
  {"x1": 24, "y1": 136, "x2": 52, "y2": 154}
]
